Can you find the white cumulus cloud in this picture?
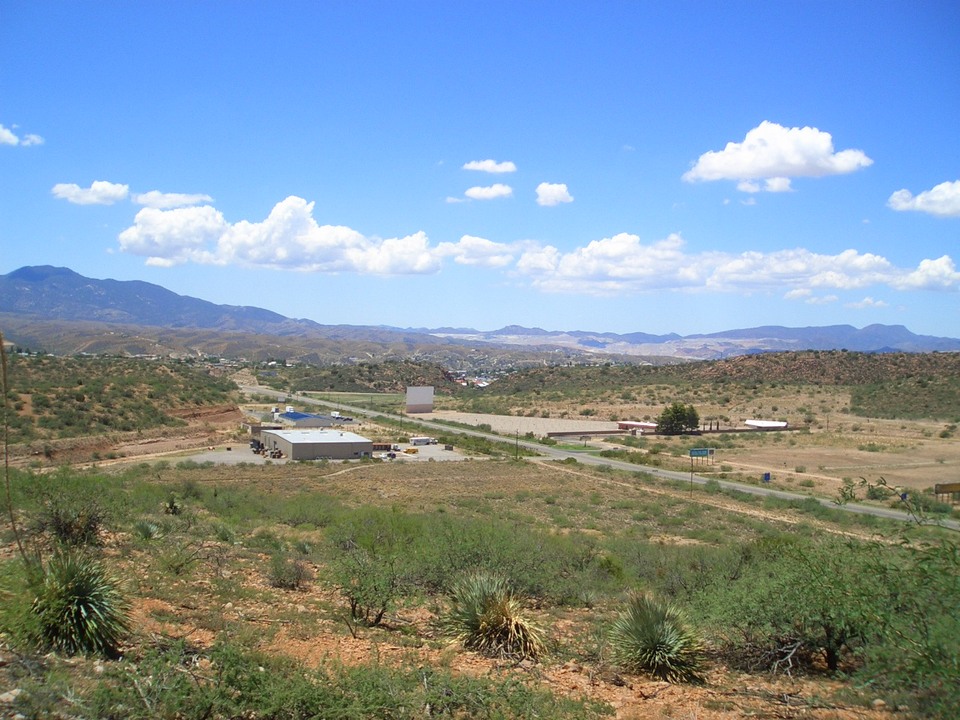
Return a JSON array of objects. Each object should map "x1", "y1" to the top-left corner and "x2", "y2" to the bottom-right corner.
[
  {"x1": 536, "y1": 182, "x2": 574, "y2": 207},
  {"x1": 891, "y1": 255, "x2": 960, "y2": 290},
  {"x1": 134, "y1": 190, "x2": 215, "y2": 209},
  {"x1": 118, "y1": 195, "x2": 442, "y2": 275},
  {"x1": 52, "y1": 180, "x2": 130, "y2": 205},
  {"x1": 0, "y1": 123, "x2": 44, "y2": 146},
  {"x1": 516, "y1": 233, "x2": 703, "y2": 294},
  {"x1": 462, "y1": 159, "x2": 517, "y2": 173},
  {"x1": 436, "y1": 235, "x2": 516, "y2": 268},
  {"x1": 683, "y1": 121, "x2": 872, "y2": 191},
  {"x1": 887, "y1": 180, "x2": 960, "y2": 218},
  {"x1": 784, "y1": 288, "x2": 838, "y2": 304},
  {"x1": 119, "y1": 205, "x2": 226, "y2": 266},
  {"x1": 464, "y1": 184, "x2": 513, "y2": 200},
  {"x1": 764, "y1": 177, "x2": 793, "y2": 193},
  {"x1": 514, "y1": 232, "x2": 958, "y2": 297},
  {"x1": 847, "y1": 297, "x2": 888, "y2": 309}
]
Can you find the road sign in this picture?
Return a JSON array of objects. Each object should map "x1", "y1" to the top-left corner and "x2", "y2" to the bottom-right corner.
[{"x1": 690, "y1": 448, "x2": 710, "y2": 458}]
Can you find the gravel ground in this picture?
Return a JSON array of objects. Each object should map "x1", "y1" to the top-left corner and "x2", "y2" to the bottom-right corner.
[{"x1": 420, "y1": 410, "x2": 621, "y2": 436}]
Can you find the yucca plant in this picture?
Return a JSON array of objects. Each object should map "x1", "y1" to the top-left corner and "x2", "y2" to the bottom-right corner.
[
  {"x1": 443, "y1": 571, "x2": 546, "y2": 660},
  {"x1": 608, "y1": 592, "x2": 704, "y2": 683},
  {"x1": 132, "y1": 519, "x2": 163, "y2": 540},
  {"x1": 31, "y1": 550, "x2": 130, "y2": 657}
]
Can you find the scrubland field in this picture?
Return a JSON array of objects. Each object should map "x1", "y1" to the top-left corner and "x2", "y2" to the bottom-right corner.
[{"x1": 1, "y1": 351, "x2": 959, "y2": 719}]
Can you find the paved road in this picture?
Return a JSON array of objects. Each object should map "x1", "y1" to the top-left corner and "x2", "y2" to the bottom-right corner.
[{"x1": 242, "y1": 386, "x2": 959, "y2": 531}]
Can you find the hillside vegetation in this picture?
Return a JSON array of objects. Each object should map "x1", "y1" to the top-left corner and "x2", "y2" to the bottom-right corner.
[
  {"x1": 3, "y1": 354, "x2": 238, "y2": 444},
  {"x1": 467, "y1": 351, "x2": 960, "y2": 422},
  {"x1": 261, "y1": 360, "x2": 462, "y2": 395}
]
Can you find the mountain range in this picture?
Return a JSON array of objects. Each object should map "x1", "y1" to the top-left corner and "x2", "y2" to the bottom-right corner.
[{"x1": 2, "y1": 265, "x2": 958, "y2": 362}]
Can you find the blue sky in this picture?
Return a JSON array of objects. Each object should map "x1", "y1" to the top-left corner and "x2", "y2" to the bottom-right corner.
[{"x1": 2, "y1": 1, "x2": 959, "y2": 337}]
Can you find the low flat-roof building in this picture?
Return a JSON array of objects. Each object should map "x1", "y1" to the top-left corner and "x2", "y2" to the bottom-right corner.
[
  {"x1": 277, "y1": 411, "x2": 334, "y2": 428},
  {"x1": 744, "y1": 419, "x2": 789, "y2": 430},
  {"x1": 260, "y1": 429, "x2": 373, "y2": 461}
]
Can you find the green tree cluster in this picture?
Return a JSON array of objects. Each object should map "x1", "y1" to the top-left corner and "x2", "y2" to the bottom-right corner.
[{"x1": 656, "y1": 402, "x2": 699, "y2": 435}]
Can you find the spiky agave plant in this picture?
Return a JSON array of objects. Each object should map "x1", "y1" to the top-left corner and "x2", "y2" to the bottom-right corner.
[
  {"x1": 608, "y1": 592, "x2": 704, "y2": 683},
  {"x1": 443, "y1": 571, "x2": 546, "y2": 660},
  {"x1": 32, "y1": 550, "x2": 130, "y2": 657}
]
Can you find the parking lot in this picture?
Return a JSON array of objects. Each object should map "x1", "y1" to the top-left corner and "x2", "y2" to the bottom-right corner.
[{"x1": 179, "y1": 440, "x2": 471, "y2": 466}]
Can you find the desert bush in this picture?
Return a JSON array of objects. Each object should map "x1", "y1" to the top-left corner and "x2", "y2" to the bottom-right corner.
[
  {"x1": 34, "y1": 495, "x2": 106, "y2": 546},
  {"x1": 267, "y1": 553, "x2": 310, "y2": 590},
  {"x1": 697, "y1": 536, "x2": 883, "y2": 674},
  {"x1": 213, "y1": 523, "x2": 236, "y2": 543},
  {"x1": 335, "y1": 548, "x2": 404, "y2": 626},
  {"x1": 853, "y1": 536, "x2": 960, "y2": 718},
  {"x1": 31, "y1": 550, "x2": 129, "y2": 657},
  {"x1": 85, "y1": 640, "x2": 609, "y2": 720},
  {"x1": 293, "y1": 539, "x2": 312, "y2": 555},
  {"x1": 442, "y1": 571, "x2": 546, "y2": 660},
  {"x1": 328, "y1": 508, "x2": 417, "y2": 626},
  {"x1": 607, "y1": 592, "x2": 704, "y2": 683}
]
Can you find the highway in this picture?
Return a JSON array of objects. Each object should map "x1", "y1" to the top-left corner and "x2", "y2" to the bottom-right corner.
[{"x1": 243, "y1": 385, "x2": 959, "y2": 531}]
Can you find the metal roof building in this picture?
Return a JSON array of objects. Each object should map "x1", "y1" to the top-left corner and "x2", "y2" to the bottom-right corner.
[
  {"x1": 260, "y1": 429, "x2": 373, "y2": 461},
  {"x1": 276, "y1": 411, "x2": 335, "y2": 428}
]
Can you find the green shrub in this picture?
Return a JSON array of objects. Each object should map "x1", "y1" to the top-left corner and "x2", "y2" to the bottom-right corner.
[
  {"x1": 34, "y1": 496, "x2": 106, "y2": 546},
  {"x1": 213, "y1": 523, "x2": 236, "y2": 543},
  {"x1": 442, "y1": 571, "x2": 546, "y2": 660},
  {"x1": 854, "y1": 537, "x2": 960, "y2": 718},
  {"x1": 267, "y1": 554, "x2": 310, "y2": 590},
  {"x1": 608, "y1": 592, "x2": 704, "y2": 683},
  {"x1": 698, "y1": 537, "x2": 884, "y2": 674},
  {"x1": 31, "y1": 550, "x2": 130, "y2": 657},
  {"x1": 86, "y1": 640, "x2": 610, "y2": 720}
]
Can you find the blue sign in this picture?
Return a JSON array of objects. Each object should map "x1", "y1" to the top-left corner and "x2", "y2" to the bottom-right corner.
[{"x1": 689, "y1": 448, "x2": 710, "y2": 458}]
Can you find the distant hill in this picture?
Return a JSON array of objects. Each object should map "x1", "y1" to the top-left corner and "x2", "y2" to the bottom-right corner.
[
  {"x1": 0, "y1": 265, "x2": 310, "y2": 333},
  {"x1": 430, "y1": 322, "x2": 960, "y2": 358},
  {"x1": 2, "y1": 265, "x2": 958, "y2": 361}
]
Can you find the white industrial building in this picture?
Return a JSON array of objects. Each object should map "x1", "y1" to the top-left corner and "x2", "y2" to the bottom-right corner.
[
  {"x1": 405, "y1": 385, "x2": 434, "y2": 413},
  {"x1": 259, "y1": 429, "x2": 373, "y2": 461}
]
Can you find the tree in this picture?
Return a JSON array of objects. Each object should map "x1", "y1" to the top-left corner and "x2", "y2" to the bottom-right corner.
[{"x1": 656, "y1": 402, "x2": 699, "y2": 435}]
